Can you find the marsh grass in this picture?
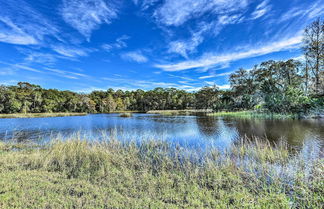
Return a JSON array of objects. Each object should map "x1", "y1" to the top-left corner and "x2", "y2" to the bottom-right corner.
[
  {"x1": 119, "y1": 112, "x2": 133, "y2": 117},
  {"x1": 208, "y1": 111, "x2": 298, "y2": 119},
  {"x1": 0, "y1": 112, "x2": 88, "y2": 118},
  {"x1": 0, "y1": 137, "x2": 322, "y2": 208},
  {"x1": 147, "y1": 109, "x2": 213, "y2": 115}
]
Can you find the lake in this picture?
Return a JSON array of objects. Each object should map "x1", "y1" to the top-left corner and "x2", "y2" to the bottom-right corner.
[{"x1": 0, "y1": 113, "x2": 323, "y2": 152}]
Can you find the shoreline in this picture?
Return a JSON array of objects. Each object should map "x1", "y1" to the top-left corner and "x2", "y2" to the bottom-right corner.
[
  {"x1": 0, "y1": 112, "x2": 88, "y2": 119},
  {"x1": 207, "y1": 110, "x2": 324, "y2": 119}
]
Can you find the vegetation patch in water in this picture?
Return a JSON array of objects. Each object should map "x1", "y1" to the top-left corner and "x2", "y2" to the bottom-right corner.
[
  {"x1": 119, "y1": 112, "x2": 133, "y2": 117},
  {"x1": 0, "y1": 138, "x2": 322, "y2": 208}
]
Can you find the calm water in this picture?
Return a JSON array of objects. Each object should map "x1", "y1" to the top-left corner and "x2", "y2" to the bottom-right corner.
[{"x1": 0, "y1": 114, "x2": 323, "y2": 151}]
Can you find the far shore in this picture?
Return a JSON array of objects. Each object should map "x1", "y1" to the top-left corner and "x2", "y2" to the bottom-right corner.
[
  {"x1": 0, "y1": 112, "x2": 88, "y2": 119},
  {"x1": 146, "y1": 109, "x2": 213, "y2": 115}
]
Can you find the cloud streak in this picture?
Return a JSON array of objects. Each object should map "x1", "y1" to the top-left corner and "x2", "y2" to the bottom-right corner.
[
  {"x1": 251, "y1": 0, "x2": 271, "y2": 20},
  {"x1": 155, "y1": 35, "x2": 303, "y2": 72},
  {"x1": 154, "y1": 0, "x2": 250, "y2": 26},
  {"x1": 199, "y1": 72, "x2": 232, "y2": 79},
  {"x1": 0, "y1": 0, "x2": 60, "y2": 45}
]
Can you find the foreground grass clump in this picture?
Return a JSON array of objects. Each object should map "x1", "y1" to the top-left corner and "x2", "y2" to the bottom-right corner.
[
  {"x1": 0, "y1": 138, "x2": 323, "y2": 208},
  {"x1": 208, "y1": 111, "x2": 298, "y2": 119},
  {"x1": 0, "y1": 112, "x2": 87, "y2": 118}
]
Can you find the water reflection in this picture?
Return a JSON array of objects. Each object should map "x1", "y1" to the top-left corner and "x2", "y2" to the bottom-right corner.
[{"x1": 0, "y1": 114, "x2": 323, "y2": 151}]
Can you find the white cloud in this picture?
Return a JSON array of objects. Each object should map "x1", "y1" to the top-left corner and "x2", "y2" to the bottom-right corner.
[
  {"x1": 217, "y1": 84, "x2": 230, "y2": 89},
  {"x1": 0, "y1": 17, "x2": 38, "y2": 45},
  {"x1": 0, "y1": 60, "x2": 90, "y2": 80},
  {"x1": 121, "y1": 51, "x2": 148, "y2": 63},
  {"x1": 14, "y1": 64, "x2": 43, "y2": 73},
  {"x1": 199, "y1": 72, "x2": 232, "y2": 79},
  {"x1": 168, "y1": 74, "x2": 195, "y2": 81},
  {"x1": 218, "y1": 14, "x2": 244, "y2": 25},
  {"x1": 251, "y1": 0, "x2": 271, "y2": 20},
  {"x1": 61, "y1": 0, "x2": 118, "y2": 39},
  {"x1": 44, "y1": 68, "x2": 90, "y2": 80},
  {"x1": 203, "y1": 81, "x2": 230, "y2": 89},
  {"x1": 52, "y1": 45, "x2": 90, "y2": 58},
  {"x1": 133, "y1": 0, "x2": 159, "y2": 10},
  {"x1": 279, "y1": 0, "x2": 324, "y2": 22},
  {"x1": 0, "y1": 0, "x2": 60, "y2": 45},
  {"x1": 154, "y1": 0, "x2": 250, "y2": 26},
  {"x1": 168, "y1": 37, "x2": 203, "y2": 58},
  {"x1": 0, "y1": 80, "x2": 19, "y2": 86},
  {"x1": 102, "y1": 77, "x2": 199, "y2": 90},
  {"x1": 102, "y1": 35, "x2": 130, "y2": 52},
  {"x1": 167, "y1": 22, "x2": 213, "y2": 57},
  {"x1": 155, "y1": 35, "x2": 303, "y2": 72}
]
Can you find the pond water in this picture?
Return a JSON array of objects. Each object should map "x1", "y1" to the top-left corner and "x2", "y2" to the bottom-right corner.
[{"x1": 0, "y1": 114, "x2": 323, "y2": 151}]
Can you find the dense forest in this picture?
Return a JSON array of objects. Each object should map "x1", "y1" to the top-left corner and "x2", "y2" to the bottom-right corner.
[{"x1": 0, "y1": 19, "x2": 323, "y2": 115}]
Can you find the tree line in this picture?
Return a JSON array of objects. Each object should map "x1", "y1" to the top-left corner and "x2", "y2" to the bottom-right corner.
[{"x1": 0, "y1": 19, "x2": 323, "y2": 115}]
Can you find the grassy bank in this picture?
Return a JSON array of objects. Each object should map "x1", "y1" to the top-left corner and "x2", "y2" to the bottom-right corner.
[
  {"x1": 147, "y1": 109, "x2": 213, "y2": 115},
  {"x1": 0, "y1": 112, "x2": 88, "y2": 119},
  {"x1": 208, "y1": 111, "x2": 298, "y2": 119},
  {"x1": 0, "y1": 138, "x2": 322, "y2": 208}
]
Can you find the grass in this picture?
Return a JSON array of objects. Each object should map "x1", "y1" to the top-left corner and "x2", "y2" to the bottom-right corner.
[
  {"x1": 147, "y1": 109, "x2": 213, "y2": 115},
  {"x1": 119, "y1": 112, "x2": 133, "y2": 117},
  {"x1": 0, "y1": 137, "x2": 322, "y2": 208},
  {"x1": 0, "y1": 112, "x2": 88, "y2": 119},
  {"x1": 208, "y1": 111, "x2": 298, "y2": 119}
]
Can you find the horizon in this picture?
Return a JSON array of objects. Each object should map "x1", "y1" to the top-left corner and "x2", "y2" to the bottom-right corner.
[{"x1": 0, "y1": 0, "x2": 322, "y2": 92}]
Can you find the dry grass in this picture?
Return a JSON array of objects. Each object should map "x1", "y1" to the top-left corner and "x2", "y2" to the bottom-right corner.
[
  {"x1": 0, "y1": 112, "x2": 88, "y2": 118},
  {"x1": 0, "y1": 137, "x2": 323, "y2": 208}
]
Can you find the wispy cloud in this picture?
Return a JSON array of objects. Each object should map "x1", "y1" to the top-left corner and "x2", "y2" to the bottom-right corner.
[
  {"x1": 102, "y1": 35, "x2": 130, "y2": 52},
  {"x1": 0, "y1": 17, "x2": 38, "y2": 45},
  {"x1": 279, "y1": 0, "x2": 324, "y2": 22},
  {"x1": 167, "y1": 22, "x2": 213, "y2": 58},
  {"x1": 250, "y1": 0, "x2": 271, "y2": 20},
  {"x1": 60, "y1": 0, "x2": 118, "y2": 40},
  {"x1": 168, "y1": 74, "x2": 195, "y2": 81},
  {"x1": 133, "y1": 0, "x2": 159, "y2": 11},
  {"x1": 51, "y1": 45, "x2": 90, "y2": 58},
  {"x1": 44, "y1": 68, "x2": 90, "y2": 80},
  {"x1": 121, "y1": 51, "x2": 148, "y2": 63},
  {"x1": 203, "y1": 81, "x2": 230, "y2": 90},
  {"x1": 199, "y1": 72, "x2": 232, "y2": 79},
  {"x1": 102, "y1": 77, "x2": 199, "y2": 90},
  {"x1": 217, "y1": 84, "x2": 230, "y2": 89},
  {"x1": 0, "y1": 0, "x2": 60, "y2": 45},
  {"x1": 0, "y1": 60, "x2": 90, "y2": 80},
  {"x1": 154, "y1": 0, "x2": 250, "y2": 26},
  {"x1": 156, "y1": 35, "x2": 303, "y2": 71}
]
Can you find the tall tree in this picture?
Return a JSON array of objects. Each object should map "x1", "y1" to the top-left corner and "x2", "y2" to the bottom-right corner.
[{"x1": 303, "y1": 18, "x2": 324, "y2": 94}]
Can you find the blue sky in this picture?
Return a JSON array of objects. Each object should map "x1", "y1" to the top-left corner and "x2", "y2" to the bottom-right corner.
[{"x1": 0, "y1": 0, "x2": 323, "y2": 92}]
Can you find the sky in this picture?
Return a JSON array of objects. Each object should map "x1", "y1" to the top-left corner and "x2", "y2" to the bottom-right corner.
[{"x1": 0, "y1": 0, "x2": 323, "y2": 92}]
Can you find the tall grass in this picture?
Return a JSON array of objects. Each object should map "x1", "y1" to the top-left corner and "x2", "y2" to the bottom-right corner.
[
  {"x1": 147, "y1": 109, "x2": 213, "y2": 115},
  {"x1": 0, "y1": 137, "x2": 322, "y2": 208},
  {"x1": 0, "y1": 112, "x2": 87, "y2": 118},
  {"x1": 208, "y1": 111, "x2": 298, "y2": 119}
]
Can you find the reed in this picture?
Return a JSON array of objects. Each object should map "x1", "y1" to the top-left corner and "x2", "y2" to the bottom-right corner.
[
  {"x1": 0, "y1": 137, "x2": 322, "y2": 208},
  {"x1": 207, "y1": 111, "x2": 297, "y2": 119},
  {"x1": 119, "y1": 112, "x2": 133, "y2": 117}
]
